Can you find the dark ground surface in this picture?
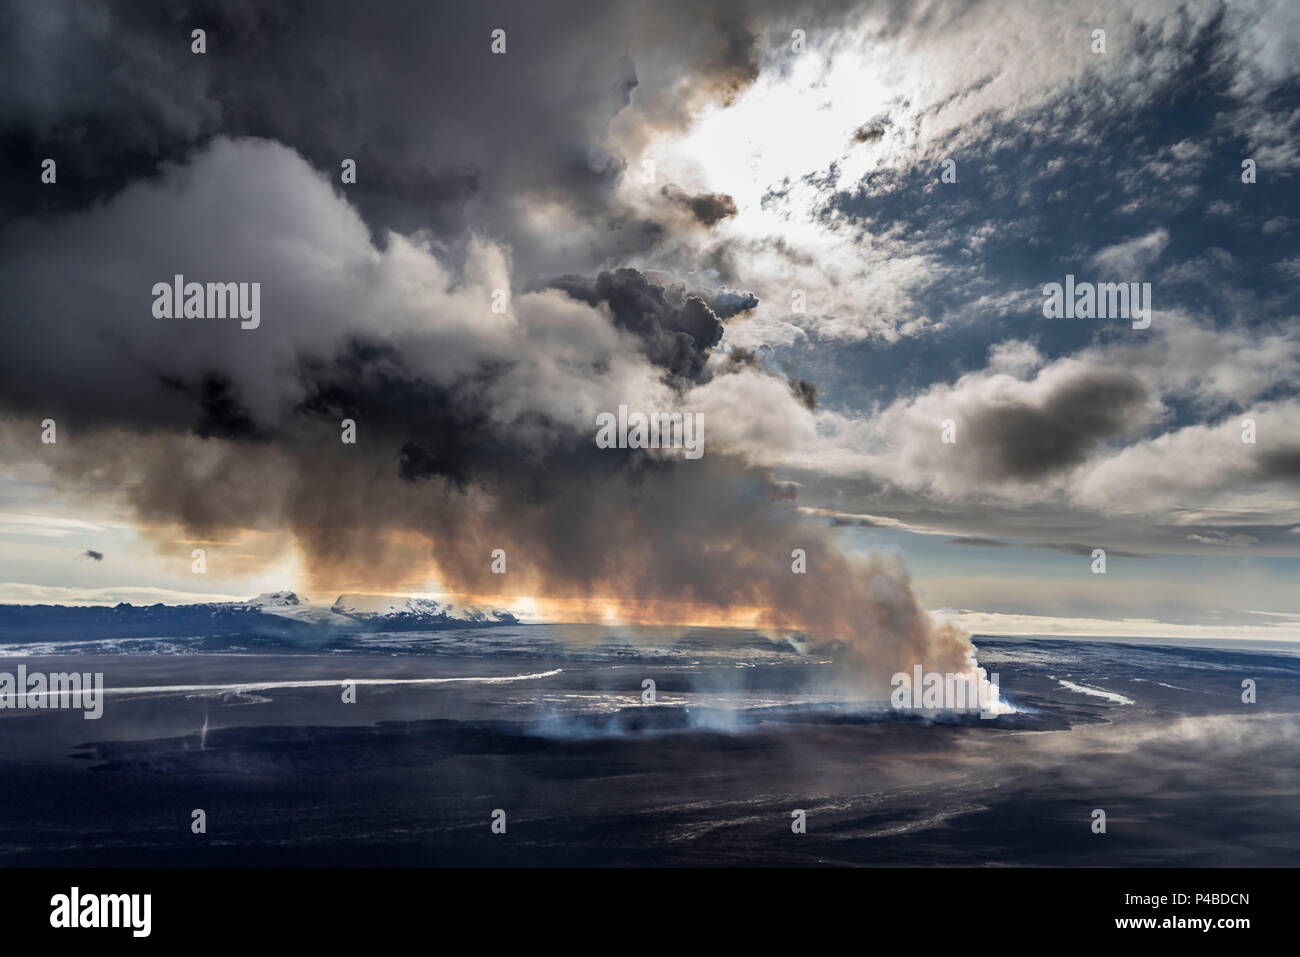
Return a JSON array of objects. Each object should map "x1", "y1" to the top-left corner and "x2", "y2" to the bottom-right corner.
[{"x1": 1, "y1": 628, "x2": 1297, "y2": 866}]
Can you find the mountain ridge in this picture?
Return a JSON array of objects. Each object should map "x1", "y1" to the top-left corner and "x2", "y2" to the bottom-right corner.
[{"x1": 0, "y1": 591, "x2": 519, "y2": 642}]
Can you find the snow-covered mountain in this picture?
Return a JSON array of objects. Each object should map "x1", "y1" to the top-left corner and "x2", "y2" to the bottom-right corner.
[
  {"x1": 330, "y1": 593, "x2": 517, "y2": 625},
  {"x1": 238, "y1": 591, "x2": 302, "y2": 609}
]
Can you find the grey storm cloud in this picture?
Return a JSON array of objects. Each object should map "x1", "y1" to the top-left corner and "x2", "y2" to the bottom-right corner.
[
  {"x1": 0, "y1": 0, "x2": 804, "y2": 280},
  {"x1": 960, "y1": 369, "x2": 1151, "y2": 481},
  {"x1": 1257, "y1": 447, "x2": 1300, "y2": 480}
]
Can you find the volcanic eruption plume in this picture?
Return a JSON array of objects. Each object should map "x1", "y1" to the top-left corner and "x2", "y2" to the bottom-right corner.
[{"x1": 0, "y1": 137, "x2": 990, "y2": 700}]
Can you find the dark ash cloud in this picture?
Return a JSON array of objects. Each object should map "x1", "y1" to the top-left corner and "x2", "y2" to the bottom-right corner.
[
  {"x1": 160, "y1": 374, "x2": 265, "y2": 442},
  {"x1": 789, "y1": 377, "x2": 818, "y2": 410},
  {"x1": 948, "y1": 536, "x2": 1011, "y2": 548},
  {"x1": 661, "y1": 184, "x2": 739, "y2": 227},
  {"x1": 851, "y1": 124, "x2": 885, "y2": 144},
  {"x1": 725, "y1": 347, "x2": 761, "y2": 370},
  {"x1": 550, "y1": 267, "x2": 726, "y2": 382}
]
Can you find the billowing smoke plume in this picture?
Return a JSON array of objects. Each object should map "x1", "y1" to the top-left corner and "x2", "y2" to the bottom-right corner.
[
  {"x1": 0, "y1": 0, "x2": 990, "y2": 699},
  {"x1": 0, "y1": 137, "x2": 984, "y2": 698}
]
